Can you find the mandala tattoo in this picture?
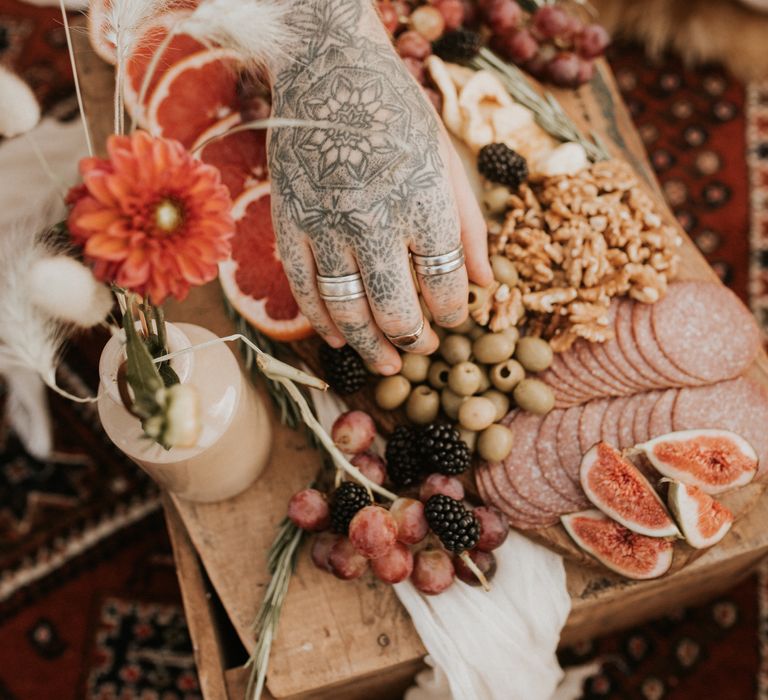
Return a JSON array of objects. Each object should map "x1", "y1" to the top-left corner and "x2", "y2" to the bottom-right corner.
[{"x1": 267, "y1": 0, "x2": 465, "y2": 361}]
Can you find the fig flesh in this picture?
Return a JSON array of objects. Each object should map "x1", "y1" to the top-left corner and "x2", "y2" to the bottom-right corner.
[
  {"x1": 561, "y1": 509, "x2": 674, "y2": 580},
  {"x1": 667, "y1": 481, "x2": 733, "y2": 549},
  {"x1": 637, "y1": 429, "x2": 757, "y2": 494},
  {"x1": 580, "y1": 442, "x2": 680, "y2": 538}
]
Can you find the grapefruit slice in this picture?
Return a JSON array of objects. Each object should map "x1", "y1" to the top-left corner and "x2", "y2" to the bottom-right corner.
[
  {"x1": 218, "y1": 183, "x2": 313, "y2": 342},
  {"x1": 123, "y1": 12, "x2": 205, "y2": 125},
  {"x1": 146, "y1": 49, "x2": 241, "y2": 148},
  {"x1": 193, "y1": 115, "x2": 268, "y2": 198}
]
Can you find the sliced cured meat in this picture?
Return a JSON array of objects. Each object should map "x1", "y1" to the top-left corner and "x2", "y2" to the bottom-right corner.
[
  {"x1": 672, "y1": 377, "x2": 768, "y2": 475},
  {"x1": 574, "y1": 340, "x2": 627, "y2": 397},
  {"x1": 476, "y1": 465, "x2": 551, "y2": 529},
  {"x1": 556, "y1": 405, "x2": 584, "y2": 486},
  {"x1": 649, "y1": 388, "x2": 677, "y2": 438},
  {"x1": 652, "y1": 281, "x2": 760, "y2": 383},
  {"x1": 536, "y1": 410, "x2": 587, "y2": 509},
  {"x1": 503, "y1": 412, "x2": 578, "y2": 514},
  {"x1": 600, "y1": 395, "x2": 631, "y2": 448},
  {"x1": 615, "y1": 299, "x2": 667, "y2": 389},
  {"x1": 602, "y1": 302, "x2": 648, "y2": 392},
  {"x1": 578, "y1": 399, "x2": 611, "y2": 454},
  {"x1": 590, "y1": 338, "x2": 638, "y2": 395},
  {"x1": 632, "y1": 390, "x2": 661, "y2": 445},
  {"x1": 542, "y1": 357, "x2": 591, "y2": 404},
  {"x1": 559, "y1": 344, "x2": 610, "y2": 397},
  {"x1": 618, "y1": 393, "x2": 644, "y2": 449},
  {"x1": 485, "y1": 462, "x2": 559, "y2": 527},
  {"x1": 632, "y1": 302, "x2": 701, "y2": 386}
]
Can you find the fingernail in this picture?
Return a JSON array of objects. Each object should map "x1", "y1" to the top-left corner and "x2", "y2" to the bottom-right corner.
[{"x1": 326, "y1": 335, "x2": 345, "y2": 348}]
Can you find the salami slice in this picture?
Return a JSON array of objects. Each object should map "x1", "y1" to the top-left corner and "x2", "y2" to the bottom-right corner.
[
  {"x1": 600, "y1": 395, "x2": 631, "y2": 448},
  {"x1": 556, "y1": 405, "x2": 584, "y2": 486},
  {"x1": 601, "y1": 303, "x2": 648, "y2": 392},
  {"x1": 503, "y1": 412, "x2": 577, "y2": 514},
  {"x1": 590, "y1": 338, "x2": 638, "y2": 395},
  {"x1": 536, "y1": 409, "x2": 587, "y2": 508},
  {"x1": 578, "y1": 398, "x2": 611, "y2": 454},
  {"x1": 632, "y1": 390, "x2": 662, "y2": 445},
  {"x1": 632, "y1": 302, "x2": 701, "y2": 386},
  {"x1": 652, "y1": 281, "x2": 760, "y2": 383},
  {"x1": 648, "y1": 388, "x2": 677, "y2": 438},
  {"x1": 487, "y1": 459, "x2": 560, "y2": 525},
  {"x1": 574, "y1": 339, "x2": 628, "y2": 397},
  {"x1": 559, "y1": 344, "x2": 608, "y2": 398},
  {"x1": 615, "y1": 299, "x2": 667, "y2": 389},
  {"x1": 476, "y1": 466, "x2": 556, "y2": 529},
  {"x1": 617, "y1": 393, "x2": 644, "y2": 449},
  {"x1": 672, "y1": 377, "x2": 768, "y2": 475},
  {"x1": 542, "y1": 356, "x2": 591, "y2": 403}
]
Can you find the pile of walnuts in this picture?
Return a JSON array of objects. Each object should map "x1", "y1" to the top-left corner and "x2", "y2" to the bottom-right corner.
[{"x1": 484, "y1": 160, "x2": 682, "y2": 351}]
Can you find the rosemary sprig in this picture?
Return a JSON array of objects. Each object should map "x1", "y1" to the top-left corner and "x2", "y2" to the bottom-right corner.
[{"x1": 470, "y1": 47, "x2": 610, "y2": 162}]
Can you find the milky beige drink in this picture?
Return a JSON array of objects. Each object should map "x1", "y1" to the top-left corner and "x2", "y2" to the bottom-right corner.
[{"x1": 98, "y1": 323, "x2": 271, "y2": 502}]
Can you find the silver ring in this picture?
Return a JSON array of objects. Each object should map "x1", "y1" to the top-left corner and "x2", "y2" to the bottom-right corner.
[
  {"x1": 414, "y1": 254, "x2": 466, "y2": 277},
  {"x1": 385, "y1": 317, "x2": 425, "y2": 349},
  {"x1": 412, "y1": 245, "x2": 464, "y2": 267},
  {"x1": 317, "y1": 272, "x2": 366, "y2": 302}
]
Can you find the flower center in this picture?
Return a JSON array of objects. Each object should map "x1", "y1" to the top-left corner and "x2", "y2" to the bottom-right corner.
[{"x1": 154, "y1": 199, "x2": 184, "y2": 234}]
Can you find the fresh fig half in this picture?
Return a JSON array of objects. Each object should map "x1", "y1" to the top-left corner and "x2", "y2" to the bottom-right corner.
[
  {"x1": 636, "y1": 429, "x2": 757, "y2": 494},
  {"x1": 580, "y1": 442, "x2": 680, "y2": 538},
  {"x1": 667, "y1": 481, "x2": 734, "y2": 549},
  {"x1": 561, "y1": 509, "x2": 674, "y2": 580}
]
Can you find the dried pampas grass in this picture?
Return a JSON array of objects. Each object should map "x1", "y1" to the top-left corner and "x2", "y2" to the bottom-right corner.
[{"x1": 593, "y1": 0, "x2": 768, "y2": 81}]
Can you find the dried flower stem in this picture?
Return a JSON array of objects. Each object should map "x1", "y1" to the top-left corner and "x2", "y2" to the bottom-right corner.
[
  {"x1": 459, "y1": 551, "x2": 491, "y2": 591},
  {"x1": 58, "y1": 0, "x2": 93, "y2": 155}
]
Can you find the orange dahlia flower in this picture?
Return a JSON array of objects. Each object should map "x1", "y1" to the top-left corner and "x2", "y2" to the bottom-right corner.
[{"x1": 68, "y1": 131, "x2": 234, "y2": 304}]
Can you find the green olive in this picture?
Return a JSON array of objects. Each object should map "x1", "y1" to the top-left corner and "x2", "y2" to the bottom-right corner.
[
  {"x1": 515, "y1": 336, "x2": 554, "y2": 373},
  {"x1": 482, "y1": 186, "x2": 512, "y2": 216},
  {"x1": 477, "y1": 424, "x2": 515, "y2": 462},
  {"x1": 513, "y1": 378, "x2": 555, "y2": 415},
  {"x1": 490, "y1": 359, "x2": 525, "y2": 392},
  {"x1": 476, "y1": 365, "x2": 491, "y2": 393},
  {"x1": 440, "y1": 334, "x2": 472, "y2": 365},
  {"x1": 490, "y1": 255, "x2": 519, "y2": 287},
  {"x1": 451, "y1": 315, "x2": 477, "y2": 335},
  {"x1": 501, "y1": 326, "x2": 520, "y2": 345},
  {"x1": 458, "y1": 427, "x2": 478, "y2": 452},
  {"x1": 441, "y1": 387, "x2": 467, "y2": 420},
  {"x1": 375, "y1": 375, "x2": 411, "y2": 410},
  {"x1": 406, "y1": 386, "x2": 440, "y2": 425},
  {"x1": 467, "y1": 284, "x2": 490, "y2": 313},
  {"x1": 427, "y1": 360, "x2": 451, "y2": 389},
  {"x1": 469, "y1": 323, "x2": 485, "y2": 340},
  {"x1": 458, "y1": 396, "x2": 497, "y2": 431},
  {"x1": 400, "y1": 353, "x2": 430, "y2": 383},
  {"x1": 448, "y1": 361, "x2": 483, "y2": 396},
  {"x1": 473, "y1": 332, "x2": 515, "y2": 364},
  {"x1": 482, "y1": 389, "x2": 510, "y2": 422}
]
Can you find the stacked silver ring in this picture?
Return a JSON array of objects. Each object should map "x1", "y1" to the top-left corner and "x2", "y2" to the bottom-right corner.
[
  {"x1": 412, "y1": 245, "x2": 465, "y2": 276},
  {"x1": 316, "y1": 272, "x2": 366, "y2": 302}
]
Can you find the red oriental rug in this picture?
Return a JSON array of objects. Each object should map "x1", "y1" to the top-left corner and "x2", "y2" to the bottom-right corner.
[{"x1": 0, "y1": 1, "x2": 767, "y2": 698}]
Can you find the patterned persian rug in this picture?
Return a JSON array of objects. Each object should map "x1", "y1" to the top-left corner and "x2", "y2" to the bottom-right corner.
[{"x1": 0, "y1": 1, "x2": 767, "y2": 698}]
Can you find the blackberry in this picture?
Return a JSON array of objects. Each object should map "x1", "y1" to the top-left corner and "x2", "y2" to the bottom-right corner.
[
  {"x1": 477, "y1": 143, "x2": 528, "y2": 189},
  {"x1": 318, "y1": 344, "x2": 367, "y2": 395},
  {"x1": 418, "y1": 423, "x2": 471, "y2": 476},
  {"x1": 385, "y1": 425, "x2": 423, "y2": 487},
  {"x1": 432, "y1": 29, "x2": 482, "y2": 62},
  {"x1": 330, "y1": 482, "x2": 372, "y2": 534},
  {"x1": 424, "y1": 494, "x2": 480, "y2": 553}
]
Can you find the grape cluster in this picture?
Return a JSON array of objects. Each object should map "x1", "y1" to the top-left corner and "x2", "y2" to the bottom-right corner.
[{"x1": 285, "y1": 409, "x2": 511, "y2": 595}]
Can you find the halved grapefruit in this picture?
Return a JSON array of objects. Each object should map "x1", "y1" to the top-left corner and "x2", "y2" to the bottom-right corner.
[
  {"x1": 192, "y1": 115, "x2": 268, "y2": 199},
  {"x1": 219, "y1": 183, "x2": 313, "y2": 341},
  {"x1": 146, "y1": 49, "x2": 241, "y2": 148},
  {"x1": 123, "y1": 11, "x2": 205, "y2": 125}
]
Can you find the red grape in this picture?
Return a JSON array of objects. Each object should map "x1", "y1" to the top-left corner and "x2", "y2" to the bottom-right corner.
[
  {"x1": 575, "y1": 23, "x2": 610, "y2": 59},
  {"x1": 419, "y1": 473, "x2": 465, "y2": 502},
  {"x1": 287, "y1": 488, "x2": 331, "y2": 531},
  {"x1": 453, "y1": 549, "x2": 497, "y2": 585},
  {"x1": 403, "y1": 56, "x2": 427, "y2": 84},
  {"x1": 329, "y1": 537, "x2": 369, "y2": 580},
  {"x1": 532, "y1": 5, "x2": 570, "y2": 40},
  {"x1": 311, "y1": 532, "x2": 341, "y2": 572},
  {"x1": 434, "y1": 0, "x2": 465, "y2": 31},
  {"x1": 547, "y1": 51, "x2": 581, "y2": 87},
  {"x1": 331, "y1": 410, "x2": 376, "y2": 454},
  {"x1": 576, "y1": 57, "x2": 595, "y2": 84},
  {"x1": 560, "y1": 13, "x2": 584, "y2": 42},
  {"x1": 411, "y1": 548, "x2": 455, "y2": 595},
  {"x1": 351, "y1": 452, "x2": 387, "y2": 487},
  {"x1": 500, "y1": 28, "x2": 539, "y2": 63},
  {"x1": 411, "y1": 5, "x2": 446, "y2": 42},
  {"x1": 396, "y1": 30, "x2": 432, "y2": 60},
  {"x1": 372, "y1": 541, "x2": 414, "y2": 583},
  {"x1": 390, "y1": 497, "x2": 429, "y2": 544},
  {"x1": 484, "y1": 0, "x2": 522, "y2": 34},
  {"x1": 348, "y1": 505, "x2": 398, "y2": 559},
  {"x1": 474, "y1": 506, "x2": 509, "y2": 551},
  {"x1": 525, "y1": 43, "x2": 557, "y2": 79},
  {"x1": 378, "y1": 0, "x2": 400, "y2": 34},
  {"x1": 461, "y1": 0, "x2": 479, "y2": 26}
]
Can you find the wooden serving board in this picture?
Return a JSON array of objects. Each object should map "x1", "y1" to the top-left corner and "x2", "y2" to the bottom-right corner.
[{"x1": 291, "y1": 62, "x2": 768, "y2": 577}]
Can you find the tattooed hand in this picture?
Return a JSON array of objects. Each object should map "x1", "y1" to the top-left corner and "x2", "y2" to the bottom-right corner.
[{"x1": 266, "y1": 0, "x2": 492, "y2": 374}]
